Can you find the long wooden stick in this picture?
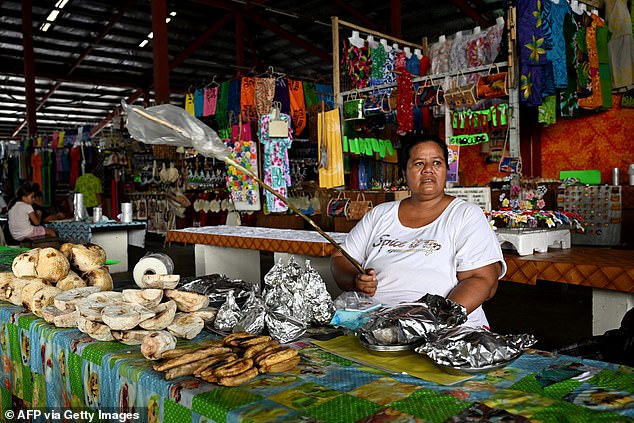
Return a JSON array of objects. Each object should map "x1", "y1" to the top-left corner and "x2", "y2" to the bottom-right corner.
[
  {"x1": 130, "y1": 108, "x2": 366, "y2": 274},
  {"x1": 226, "y1": 157, "x2": 365, "y2": 274}
]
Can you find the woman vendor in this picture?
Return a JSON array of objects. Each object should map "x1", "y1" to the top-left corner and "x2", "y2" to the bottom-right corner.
[
  {"x1": 330, "y1": 135, "x2": 506, "y2": 328},
  {"x1": 7, "y1": 183, "x2": 57, "y2": 241}
]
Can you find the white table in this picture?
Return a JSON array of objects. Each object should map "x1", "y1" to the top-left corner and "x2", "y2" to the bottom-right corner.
[{"x1": 46, "y1": 220, "x2": 147, "y2": 273}]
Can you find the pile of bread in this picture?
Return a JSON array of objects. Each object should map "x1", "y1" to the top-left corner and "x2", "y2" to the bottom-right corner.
[
  {"x1": 0, "y1": 243, "x2": 113, "y2": 315},
  {"x1": 51, "y1": 274, "x2": 215, "y2": 361},
  {"x1": 151, "y1": 332, "x2": 300, "y2": 386},
  {"x1": 0, "y1": 244, "x2": 216, "y2": 361}
]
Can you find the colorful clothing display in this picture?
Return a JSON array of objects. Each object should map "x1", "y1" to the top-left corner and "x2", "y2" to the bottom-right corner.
[
  {"x1": 259, "y1": 113, "x2": 293, "y2": 212},
  {"x1": 225, "y1": 123, "x2": 261, "y2": 211}
]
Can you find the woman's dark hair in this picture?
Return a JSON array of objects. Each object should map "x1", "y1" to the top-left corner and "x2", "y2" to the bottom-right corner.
[
  {"x1": 399, "y1": 133, "x2": 450, "y2": 171},
  {"x1": 8, "y1": 183, "x2": 36, "y2": 210}
]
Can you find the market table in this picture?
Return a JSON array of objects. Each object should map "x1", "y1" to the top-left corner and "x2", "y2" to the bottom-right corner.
[
  {"x1": 46, "y1": 220, "x2": 147, "y2": 273},
  {"x1": 502, "y1": 247, "x2": 634, "y2": 335},
  {"x1": 1, "y1": 302, "x2": 633, "y2": 422},
  {"x1": 166, "y1": 226, "x2": 346, "y2": 296}
]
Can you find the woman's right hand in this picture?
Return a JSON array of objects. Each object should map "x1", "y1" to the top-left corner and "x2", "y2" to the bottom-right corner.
[{"x1": 355, "y1": 268, "x2": 378, "y2": 296}]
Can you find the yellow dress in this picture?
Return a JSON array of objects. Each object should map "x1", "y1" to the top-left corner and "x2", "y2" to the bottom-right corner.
[{"x1": 318, "y1": 109, "x2": 345, "y2": 188}]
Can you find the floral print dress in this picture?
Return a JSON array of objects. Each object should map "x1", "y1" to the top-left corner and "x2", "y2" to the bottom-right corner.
[{"x1": 259, "y1": 113, "x2": 293, "y2": 212}]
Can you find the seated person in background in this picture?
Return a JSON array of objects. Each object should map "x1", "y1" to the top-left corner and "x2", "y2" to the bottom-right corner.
[
  {"x1": 32, "y1": 183, "x2": 65, "y2": 222},
  {"x1": 74, "y1": 167, "x2": 103, "y2": 214},
  {"x1": 7, "y1": 183, "x2": 57, "y2": 241},
  {"x1": 330, "y1": 135, "x2": 506, "y2": 328}
]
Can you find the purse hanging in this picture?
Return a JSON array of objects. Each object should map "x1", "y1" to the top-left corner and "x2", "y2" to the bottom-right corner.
[
  {"x1": 268, "y1": 101, "x2": 289, "y2": 137},
  {"x1": 343, "y1": 91, "x2": 365, "y2": 121},
  {"x1": 498, "y1": 128, "x2": 522, "y2": 174},
  {"x1": 326, "y1": 191, "x2": 350, "y2": 217},
  {"x1": 477, "y1": 64, "x2": 509, "y2": 99},
  {"x1": 345, "y1": 193, "x2": 373, "y2": 221}
]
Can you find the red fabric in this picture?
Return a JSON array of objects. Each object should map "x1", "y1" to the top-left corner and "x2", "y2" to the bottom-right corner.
[
  {"x1": 396, "y1": 71, "x2": 414, "y2": 134},
  {"x1": 419, "y1": 55, "x2": 432, "y2": 76},
  {"x1": 30, "y1": 152, "x2": 43, "y2": 188},
  {"x1": 69, "y1": 146, "x2": 81, "y2": 188}
]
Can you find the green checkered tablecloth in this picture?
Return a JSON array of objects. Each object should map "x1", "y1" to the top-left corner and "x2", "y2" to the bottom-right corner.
[{"x1": 0, "y1": 302, "x2": 633, "y2": 422}]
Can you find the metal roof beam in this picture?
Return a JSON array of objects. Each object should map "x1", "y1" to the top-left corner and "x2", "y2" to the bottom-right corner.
[
  {"x1": 245, "y1": 12, "x2": 331, "y2": 63},
  {"x1": 449, "y1": 0, "x2": 491, "y2": 27},
  {"x1": 12, "y1": 0, "x2": 136, "y2": 136}
]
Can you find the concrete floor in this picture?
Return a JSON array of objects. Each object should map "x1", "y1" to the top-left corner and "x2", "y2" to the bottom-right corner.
[{"x1": 116, "y1": 235, "x2": 594, "y2": 352}]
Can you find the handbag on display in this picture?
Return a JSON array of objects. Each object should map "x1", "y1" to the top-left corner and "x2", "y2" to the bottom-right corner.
[
  {"x1": 477, "y1": 65, "x2": 509, "y2": 99},
  {"x1": 345, "y1": 193, "x2": 373, "y2": 221},
  {"x1": 498, "y1": 130, "x2": 522, "y2": 174},
  {"x1": 268, "y1": 101, "x2": 289, "y2": 137},
  {"x1": 362, "y1": 91, "x2": 389, "y2": 116},
  {"x1": 343, "y1": 91, "x2": 365, "y2": 121},
  {"x1": 326, "y1": 191, "x2": 350, "y2": 217}
]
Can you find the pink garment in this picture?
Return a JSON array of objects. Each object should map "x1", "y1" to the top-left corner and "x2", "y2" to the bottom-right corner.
[{"x1": 203, "y1": 87, "x2": 218, "y2": 116}]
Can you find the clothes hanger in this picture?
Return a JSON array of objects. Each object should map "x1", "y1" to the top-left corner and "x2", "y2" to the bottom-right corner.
[{"x1": 205, "y1": 75, "x2": 219, "y2": 88}]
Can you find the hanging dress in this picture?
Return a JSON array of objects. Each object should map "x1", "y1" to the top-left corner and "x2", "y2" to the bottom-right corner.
[
  {"x1": 259, "y1": 113, "x2": 293, "y2": 212},
  {"x1": 318, "y1": 109, "x2": 345, "y2": 188},
  {"x1": 605, "y1": 0, "x2": 634, "y2": 88}
]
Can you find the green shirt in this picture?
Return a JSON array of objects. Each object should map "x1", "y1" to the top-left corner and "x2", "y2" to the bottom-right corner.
[{"x1": 74, "y1": 173, "x2": 103, "y2": 208}]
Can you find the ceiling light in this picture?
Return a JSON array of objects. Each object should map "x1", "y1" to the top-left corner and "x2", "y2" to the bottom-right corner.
[
  {"x1": 40, "y1": 22, "x2": 52, "y2": 32},
  {"x1": 148, "y1": 32, "x2": 154, "y2": 39},
  {"x1": 139, "y1": 39, "x2": 149, "y2": 48},
  {"x1": 47, "y1": 10, "x2": 60, "y2": 22},
  {"x1": 165, "y1": 17, "x2": 171, "y2": 23},
  {"x1": 54, "y1": 0, "x2": 69, "y2": 9},
  {"x1": 170, "y1": 11, "x2": 177, "y2": 17}
]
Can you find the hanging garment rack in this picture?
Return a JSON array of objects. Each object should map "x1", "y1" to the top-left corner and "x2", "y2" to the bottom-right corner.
[
  {"x1": 332, "y1": 16, "x2": 427, "y2": 104},
  {"x1": 340, "y1": 61, "x2": 509, "y2": 97}
]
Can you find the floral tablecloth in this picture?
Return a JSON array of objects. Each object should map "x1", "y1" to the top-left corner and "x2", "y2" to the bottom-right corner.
[{"x1": 1, "y1": 302, "x2": 633, "y2": 422}]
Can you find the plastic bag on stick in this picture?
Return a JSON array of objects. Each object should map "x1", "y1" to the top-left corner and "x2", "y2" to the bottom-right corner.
[{"x1": 122, "y1": 101, "x2": 229, "y2": 161}]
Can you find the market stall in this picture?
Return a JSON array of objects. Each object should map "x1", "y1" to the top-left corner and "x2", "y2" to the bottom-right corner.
[
  {"x1": 1, "y1": 302, "x2": 633, "y2": 422},
  {"x1": 45, "y1": 220, "x2": 147, "y2": 273}
]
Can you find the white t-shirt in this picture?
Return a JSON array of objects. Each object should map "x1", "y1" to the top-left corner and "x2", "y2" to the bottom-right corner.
[
  {"x1": 342, "y1": 198, "x2": 506, "y2": 328},
  {"x1": 8, "y1": 201, "x2": 37, "y2": 241}
]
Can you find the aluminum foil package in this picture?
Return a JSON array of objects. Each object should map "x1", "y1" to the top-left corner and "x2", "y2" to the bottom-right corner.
[
  {"x1": 265, "y1": 308, "x2": 307, "y2": 344},
  {"x1": 234, "y1": 292, "x2": 266, "y2": 334},
  {"x1": 417, "y1": 326, "x2": 538, "y2": 369},
  {"x1": 301, "y1": 260, "x2": 336, "y2": 325},
  {"x1": 213, "y1": 291, "x2": 242, "y2": 332},
  {"x1": 180, "y1": 273, "x2": 259, "y2": 308},
  {"x1": 357, "y1": 294, "x2": 467, "y2": 346}
]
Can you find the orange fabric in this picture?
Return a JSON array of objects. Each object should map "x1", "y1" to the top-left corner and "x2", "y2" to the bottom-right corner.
[
  {"x1": 31, "y1": 151, "x2": 43, "y2": 188},
  {"x1": 240, "y1": 77, "x2": 257, "y2": 121},
  {"x1": 288, "y1": 79, "x2": 307, "y2": 135},
  {"x1": 578, "y1": 14, "x2": 603, "y2": 110}
]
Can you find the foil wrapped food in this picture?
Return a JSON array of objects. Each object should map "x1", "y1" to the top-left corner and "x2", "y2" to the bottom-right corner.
[
  {"x1": 211, "y1": 256, "x2": 335, "y2": 343},
  {"x1": 213, "y1": 291, "x2": 242, "y2": 332},
  {"x1": 357, "y1": 294, "x2": 467, "y2": 346},
  {"x1": 234, "y1": 292, "x2": 266, "y2": 334},
  {"x1": 180, "y1": 273, "x2": 258, "y2": 308},
  {"x1": 416, "y1": 326, "x2": 537, "y2": 369}
]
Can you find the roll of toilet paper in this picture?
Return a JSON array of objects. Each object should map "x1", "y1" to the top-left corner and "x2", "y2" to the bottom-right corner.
[
  {"x1": 133, "y1": 253, "x2": 175, "y2": 287},
  {"x1": 120, "y1": 202, "x2": 133, "y2": 222}
]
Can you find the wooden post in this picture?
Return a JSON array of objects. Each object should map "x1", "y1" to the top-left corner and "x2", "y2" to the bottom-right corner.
[
  {"x1": 151, "y1": 0, "x2": 170, "y2": 104},
  {"x1": 331, "y1": 16, "x2": 340, "y2": 106}
]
